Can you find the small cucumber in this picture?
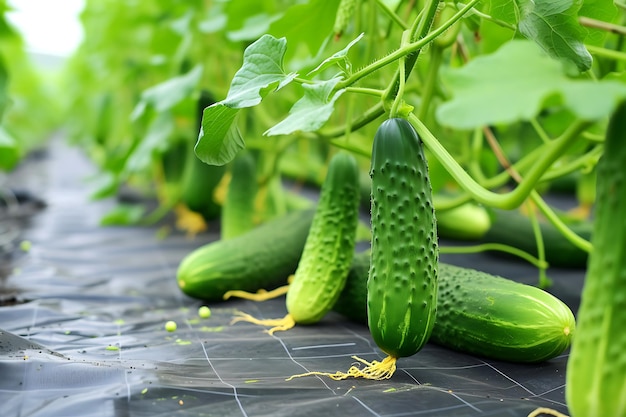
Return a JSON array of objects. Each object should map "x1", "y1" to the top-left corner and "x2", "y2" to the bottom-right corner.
[
  {"x1": 566, "y1": 101, "x2": 626, "y2": 417},
  {"x1": 176, "y1": 209, "x2": 315, "y2": 301},
  {"x1": 231, "y1": 151, "x2": 361, "y2": 333},
  {"x1": 220, "y1": 151, "x2": 258, "y2": 240},
  {"x1": 368, "y1": 118, "x2": 439, "y2": 359},
  {"x1": 335, "y1": 251, "x2": 576, "y2": 363},
  {"x1": 286, "y1": 151, "x2": 361, "y2": 325}
]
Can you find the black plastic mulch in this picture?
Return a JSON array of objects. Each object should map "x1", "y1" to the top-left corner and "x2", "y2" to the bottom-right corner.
[{"x1": 0, "y1": 138, "x2": 585, "y2": 417}]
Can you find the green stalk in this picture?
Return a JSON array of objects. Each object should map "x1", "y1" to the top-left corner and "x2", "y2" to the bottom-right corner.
[
  {"x1": 409, "y1": 113, "x2": 591, "y2": 210},
  {"x1": 340, "y1": 0, "x2": 480, "y2": 90},
  {"x1": 440, "y1": 243, "x2": 549, "y2": 269},
  {"x1": 525, "y1": 200, "x2": 551, "y2": 288}
]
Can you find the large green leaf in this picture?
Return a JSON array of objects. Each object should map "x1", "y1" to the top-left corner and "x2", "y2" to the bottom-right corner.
[
  {"x1": 265, "y1": 77, "x2": 345, "y2": 136},
  {"x1": 437, "y1": 40, "x2": 626, "y2": 129},
  {"x1": 222, "y1": 34, "x2": 297, "y2": 108},
  {"x1": 195, "y1": 35, "x2": 297, "y2": 165},
  {"x1": 517, "y1": 0, "x2": 592, "y2": 72}
]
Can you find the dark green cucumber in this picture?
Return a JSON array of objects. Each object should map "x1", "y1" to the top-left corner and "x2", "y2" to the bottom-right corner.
[
  {"x1": 335, "y1": 251, "x2": 576, "y2": 363},
  {"x1": 180, "y1": 91, "x2": 225, "y2": 220},
  {"x1": 566, "y1": 101, "x2": 626, "y2": 416},
  {"x1": 368, "y1": 118, "x2": 439, "y2": 359},
  {"x1": 286, "y1": 151, "x2": 360, "y2": 324},
  {"x1": 221, "y1": 151, "x2": 258, "y2": 240},
  {"x1": 481, "y1": 207, "x2": 592, "y2": 268},
  {"x1": 176, "y1": 209, "x2": 314, "y2": 301}
]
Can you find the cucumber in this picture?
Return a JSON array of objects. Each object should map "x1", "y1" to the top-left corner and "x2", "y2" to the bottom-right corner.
[
  {"x1": 180, "y1": 91, "x2": 225, "y2": 221},
  {"x1": 232, "y1": 151, "x2": 361, "y2": 333},
  {"x1": 335, "y1": 251, "x2": 576, "y2": 363},
  {"x1": 286, "y1": 151, "x2": 360, "y2": 325},
  {"x1": 176, "y1": 209, "x2": 315, "y2": 301},
  {"x1": 434, "y1": 197, "x2": 491, "y2": 240},
  {"x1": 481, "y1": 207, "x2": 592, "y2": 268},
  {"x1": 368, "y1": 118, "x2": 438, "y2": 360},
  {"x1": 566, "y1": 101, "x2": 626, "y2": 416},
  {"x1": 221, "y1": 151, "x2": 258, "y2": 240}
]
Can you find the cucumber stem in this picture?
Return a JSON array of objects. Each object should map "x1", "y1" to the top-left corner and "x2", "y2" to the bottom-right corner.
[{"x1": 409, "y1": 113, "x2": 592, "y2": 209}]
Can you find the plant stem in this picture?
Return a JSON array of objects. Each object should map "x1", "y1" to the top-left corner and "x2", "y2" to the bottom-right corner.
[
  {"x1": 579, "y1": 16, "x2": 626, "y2": 36},
  {"x1": 529, "y1": 190, "x2": 592, "y2": 253},
  {"x1": 376, "y1": 0, "x2": 409, "y2": 30},
  {"x1": 417, "y1": 44, "x2": 444, "y2": 120},
  {"x1": 586, "y1": 44, "x2": 626, "y2": 62},
  {"x1": 408, "y1": 113, "x2": 591, "y2": 209},
  {"x1": 440, "y1": 243, "x2": 549, "y2": 269},
  {"x1": 525, "y1": 199, "x2": 552, "y2": 288},
  {"x1": 344, "y1": 87, "x2": 385, "y2": 97},
  {"x1": 339, "y1": 0, "x2": 480, "y2": 90},
  {"x1": 314, "y1": 102, "x2": 386, "y2": 140}
]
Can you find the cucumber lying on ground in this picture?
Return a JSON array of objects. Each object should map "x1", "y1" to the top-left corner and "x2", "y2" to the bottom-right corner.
[
  {"x1": 176, "y1": 209, "x2": 315, "y2": 301},
  {"x1": 566, "y1": 101, "x2": 626, "y2": 417},
  {"x1": 481, "y1": 207, "x2": 592, "y2": 268},
  {"x1": 335, "y1": 251, "x2": 576, "y2": 363}
]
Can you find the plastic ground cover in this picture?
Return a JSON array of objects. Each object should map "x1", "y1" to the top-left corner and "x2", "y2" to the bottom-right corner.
[{"x1": 0, "y1": 139, "x2": 585, "y2": 417}]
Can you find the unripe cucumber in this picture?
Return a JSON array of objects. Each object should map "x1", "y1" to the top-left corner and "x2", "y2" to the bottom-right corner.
[
  {"x1": 221, "y1": 151, "x2": 257, "y2": 240},
  {"x1": 176, "y1": 209, "x2": 315, "y2": 301},
  {"x1": 335, "y1": 252, "x2": 576, "y2": 363},
  {"x1": 566, "y1": 101, "x2": 626, "y2": 417},
  {"x1": 286, "y1": 151, "x2": 361, "y2": 324},
  {"x1": 368, "y1": 118, "x2": 439, "y2": 358}
]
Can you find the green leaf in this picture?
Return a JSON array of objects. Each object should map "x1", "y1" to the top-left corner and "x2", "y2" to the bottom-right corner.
[
  {"x1": 268, "y1": 0, "x2": 338, "y2": 58},
  {"x1": 131, "y1": 65, "x2": 203, "y2": 120},
  {"x1": 517, "y1": 0, "x2": 592, "y2": 72},
  {"x1": 265, "y1": 78, "x2": 345, "y2": 136},
  {"x1": 481, "y1": 0, "x2": 519, "y2": 26},
  {"x1": 195, "y1": 104, "x2": 244, "y2": 166},
  {"x1": 308, "y1": 33, "x2": 364, "y2": 77},
  {"x1": 578, "y1": 0, "x2": 618, "y2": 46},
  {"x1": 437, "y1": 40, "x2": 626, "y2": 130},
  {"x1": 223, "y1": 34, "x2": 297, "y2": 108},
  {"x1": 0, "y1": 127, "x2": 20, "y2": 171},
  {"x1": 195, "y1": 35, "x2": 297, "y2": 166}
]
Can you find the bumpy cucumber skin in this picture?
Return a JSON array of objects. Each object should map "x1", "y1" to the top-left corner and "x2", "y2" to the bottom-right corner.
[
  {"x1": 221, "y1": 151, "x2": 257, "y2": 240},
  {"x1": 566, "y1": 102, "x2": 626, "y2": 417},
  {"x1": 177, "y1": 209, "x2": 315, "y2": 301},
  {"x1": 287, "y1": 151, "x2": 360, "y2": 324},
  {"x1": 368, "y1": 118, "x2": 439, "y2": 358},
  {"x1": 335, "y1": 252, "x2": 576, "y2": 363}
]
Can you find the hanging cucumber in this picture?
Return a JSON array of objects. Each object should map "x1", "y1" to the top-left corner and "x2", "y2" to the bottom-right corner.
[
  {"x1": 231, "y1": 151, "x2": 361, "y2": 333},
  {"x1": 287, "y1": 118, "x2": 438, "y2": 381},
  {"x1": 220, "y1": 151, "x2": 258, "y2": 240},
  {"x1": 179, "y1": 91, "x2": 225, "y2": 222},
  {"x1": 566, "y1": 101, "x2": 626, "y2": 417},
  {"x1": 335, "y1": 251, "x2": 576, "y2": 363},
  {"x1": 364, "y1": 117, "x2": 438, "y2": 377}
]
